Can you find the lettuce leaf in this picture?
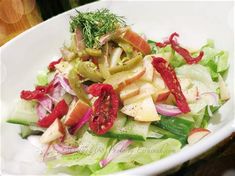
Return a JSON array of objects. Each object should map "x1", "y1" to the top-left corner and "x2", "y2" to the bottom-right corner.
[
  {"x1": 36, "y1": 69, "x2": 49, "y2": 86},
  {"x1": 193, "y1": 108, "x2": 206, "y2": 128},
  {"x1": 112, "y1": 138, "x2": 181, "y2": 165},
  {"x1": 46, "y1": 132, "x2": 110, "y2": 168},
  {"x1": 91, "y1": 162, "x2": 136, "y2": 176},
  {"x1": 47, "y1": 165, "x2": 91, "y2": 176},
  {"x1": 199, "y1": 40, "x2": 229, "y2": 80},
  {"x1": 176, "y1": 64, "x2": 218, "y2": 93},
  {"x1": 36, "y1": 69, "x2": 56, "y2": 86}
]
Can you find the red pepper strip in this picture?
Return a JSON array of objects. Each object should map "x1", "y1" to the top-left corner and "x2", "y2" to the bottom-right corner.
[
  {"x1": 20, "y1": 83, "x2": 54, "y2": 101},
  {"x1": 155, "y1": 41, "x2": 170, "y2": 48},
  {"x1": 48, "y1": 58, "x2": 63, "y2": 71},
  {"x1": 38, "y1": 99, "x2": 69, "y2": 127},
  {"x1": 87, "y1": 83, "x2": 119, "y2": 135},
  {"x1": 169, "y1": 32, "x2": 204, "y2": 64},
  {"x1": 152, "y1": 57, "x2": 190, "y2": 113}
]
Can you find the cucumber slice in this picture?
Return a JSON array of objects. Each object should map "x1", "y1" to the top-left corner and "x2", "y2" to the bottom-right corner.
[
  {"x1": 147, "y1": 125, "x2": 187, "y2": 145},
  {"x1": 19, "y1": 125, "x2": 43, "y2": 139},
  {"x1": 153, "y1": 115, "x2": 194, "y2": 138},
  {"x1": 91, "y1": 113, "x2": 150, "y2": 141},
  {"x1": 110, "y1": 113, "x2": 128, "y2": 132},
  {"x1": 123, "y1": 119, "x2": 150, "y2": 140},
  {"x1": 7, "y1": 100, "x2": 38, "y2": 126},
  {"x1": 193, "y1": 108, "x2": 205, "y2": 128}
]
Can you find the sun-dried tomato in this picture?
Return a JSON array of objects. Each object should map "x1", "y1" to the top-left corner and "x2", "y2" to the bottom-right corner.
[
  {"x1": 20, "y1": 83, "x2": 54, "y2": 101},
  {"x1": 155, "y1": 41, "x2": 170, "y2": 48},
  {"x1": 48, "y1": 58, "x2": 63, "y2": 71},
  {"x1": 152, "y1": 57, "x2": 190, "y2": 113},
  {"x1": 155, "y1": 33, "x2": 204, "y2": 64},
  {"x1": 38, "y1": 99, "x2": 69, "y2": 127},
  {"x1": 87, "y1": 83, "x2": 119, "y2": 135},
  {"x1": 169, "y1": 33, "x2": 204, "y2": 64}
]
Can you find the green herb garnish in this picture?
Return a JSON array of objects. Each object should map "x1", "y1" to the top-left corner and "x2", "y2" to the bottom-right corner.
[{"x1": 70, "y1": 8, "x2": 126, "y2": 48}]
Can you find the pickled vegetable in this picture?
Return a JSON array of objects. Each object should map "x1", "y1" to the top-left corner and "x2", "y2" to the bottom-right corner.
[
  {"x1": 109, "y1": 53, "x2": 142, "y2": 74},
  {"x1": 76, "y1": 61, "x2": 104, "y2": 82},
  {"x1": 85, "y1": 48, "x2": 102, "y2": 57},
  {"x1": 117, "y1": 40, "x2": 133, "y2": 58},
  {"x1": 68, "y1": 69, "x2": 90, "y2": 105}
]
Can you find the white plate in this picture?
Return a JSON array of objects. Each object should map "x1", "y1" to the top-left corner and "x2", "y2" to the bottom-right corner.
[{"x1": 1, "y1": 1, "x2": 234, "y2": 175}]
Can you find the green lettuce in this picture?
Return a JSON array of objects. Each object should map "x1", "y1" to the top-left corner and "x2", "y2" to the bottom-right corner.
[
  {"x1": 112, "y1": 138, "x2": 181, "y2": 165},
  {"x1": 46, "y1": 132, "x2": 110, "y2": 168},
  {"x1": 36, "y1": 69, "x2": 49, "y2": 86},
  {"x1": 199, "y1": 40, "x2": 229, "y2": 80}
]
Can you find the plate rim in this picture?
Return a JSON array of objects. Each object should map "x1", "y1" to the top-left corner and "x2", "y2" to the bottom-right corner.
[{"x1": 1, "y1": 1, "x2": 235, "y2": 175}]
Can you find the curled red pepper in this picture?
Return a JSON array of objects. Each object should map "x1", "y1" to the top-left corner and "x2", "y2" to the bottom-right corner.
[
  {"x1": 20, "y1": 84, "x2": 54, "y2": 101},
  {"x1": 155, "y1": 41, "x2": 170, "y2": 48},
  {"x1": 48, "y1": 58, "x2": 63, "y2": 71},
  {"x1": 87, "y1": 83, "x2": 119, "y2": 135},
  {"x1": 152, "y1": 57, "x2": 190, "y2": 113},
  {"x1": 38, "y1": 99, "x2": 69, "y2": 127},
  {"x1": 169, "y1": 33, "x2": 204, "y2": 64},
  {"x1": 155, "y1": 33, "x2": 204, "y2": 64}
]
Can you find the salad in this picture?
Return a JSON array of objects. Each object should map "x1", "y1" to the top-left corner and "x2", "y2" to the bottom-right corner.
[{"x1": 7, "y1": 9, "x2": 230, "y2": 175}]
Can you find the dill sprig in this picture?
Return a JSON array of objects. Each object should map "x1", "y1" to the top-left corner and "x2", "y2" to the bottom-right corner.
[{"x1": 70, "y1": 8, "x2": 126, "y2": 48}]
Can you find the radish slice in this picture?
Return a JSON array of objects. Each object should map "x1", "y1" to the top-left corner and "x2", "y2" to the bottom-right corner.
[
  {"x1": 200, "y1": 92, "x2": 219, "y2": 106},
  {"x1": 99, "y1": 140, "x2": 132, "y2": 167},
  {"x1": 156, "y1": 104, "x2": 182, "y2": 116},
  {"x1": 53, "y1": 143, "x2": 80, "y2": 155},
  {"x1": 55, "y1": 74, "x2": 76, "y2": 96},
  {"x1": 69, "y1": 108, "x2": 93, "y2": 135},
  {"x1": 188, "y1": 128, "x2": 211, "y2": 145}
]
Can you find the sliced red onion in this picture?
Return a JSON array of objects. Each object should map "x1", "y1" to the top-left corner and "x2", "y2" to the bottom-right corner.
[
  {"x1": 55, "y1": 74, "x2": 76, "y2": 96},
  {"x1": 99, "y1": 34, "x2": 112, "y2": 46},
  {"x1": 53, "y1": 143, "x2": 80, "y2": 155},
  {"x1": 50, "y1": 83, "x2": 66, "y2": 103},
  {"x1": 200, "y1": 92, "x2": 219, "y2": 106},
  {"x1": 36, "y1": 97, "x2": 53, "y2": 119},
  {"x1": 60, "y1": 48, "x2": 75, "y2": 61},
  {"x1": 76, "y1": 28, "x2": 85, "y2": 51},
  {"x1": 99, "y1": 27, "x2": 128, "y2": 46},
  {"x1": 69, "y1": 108, "x2": 93, "y2": 135},
  {"x1": 156, "y1": 103, "x2": 182, "y2": 116},
  {"x1": 36, "y1": 104, "x2": 47, "y2": 120},
  {"x1": 99, "y1": 140, "x2": 132, "y2": 167},
  {"x1": 43, "y1": 144, "x2": 51, "y2": 161},
  {"x1": 39, "y1": 97, "x2": 53, "y2": 112}
]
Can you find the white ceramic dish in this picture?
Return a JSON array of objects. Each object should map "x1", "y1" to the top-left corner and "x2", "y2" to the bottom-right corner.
[{"x1": 1, "y1": 1, "x2": 234, "y2": 175}]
